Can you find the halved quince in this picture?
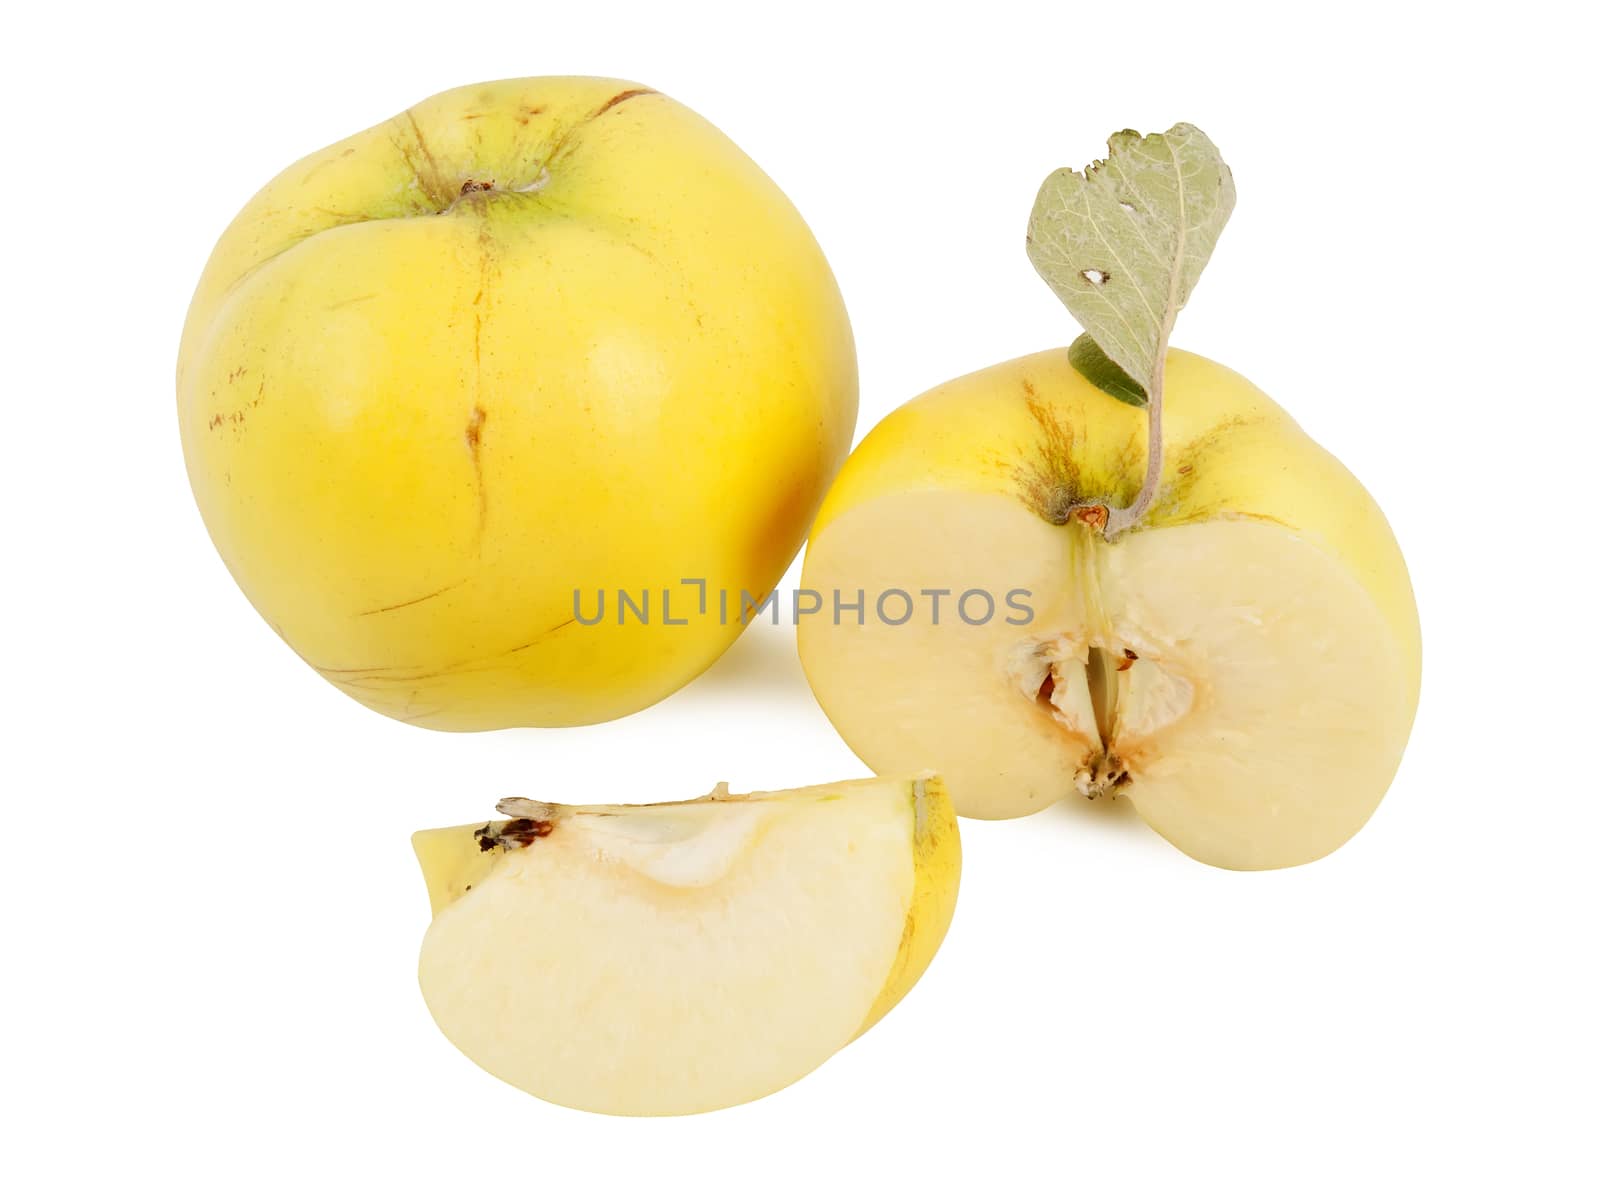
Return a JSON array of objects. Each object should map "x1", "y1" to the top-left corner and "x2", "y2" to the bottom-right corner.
[{"x1": 798, "y1": 349, "x2": 1421, "y2": 870}]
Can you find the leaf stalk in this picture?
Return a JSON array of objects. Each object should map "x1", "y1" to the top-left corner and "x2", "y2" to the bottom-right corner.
[{"x1": 1103, "y1": 339, "x2": 1165, "y2": 537}]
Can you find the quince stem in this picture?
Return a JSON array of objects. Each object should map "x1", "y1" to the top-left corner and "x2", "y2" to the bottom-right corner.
[{"x1": 1102, "y1": 337, "x2": 1166, "y2": 538}]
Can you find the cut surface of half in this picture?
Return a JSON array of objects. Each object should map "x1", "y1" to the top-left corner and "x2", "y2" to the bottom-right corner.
[
  {"x1": 802, "y1": 496, "x2": 1412, "y2": 868},
  {"x1": 797, "y1": 349, "x2": 1421, "y2": 870}
]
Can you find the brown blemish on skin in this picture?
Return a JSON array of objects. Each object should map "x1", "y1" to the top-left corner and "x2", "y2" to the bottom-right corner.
[
  {"x1": 207, "y1": 381, "x2": 265, "y2": 434},
  {"x1": 308, "y1": 616, "x2": 580, "y2": 688},
  {"x1": 1009, "y1": 379, "x2": 1139, "y2": 525},
  {"x1": 1116, "y1": 649, "x2": 1139, "y2": 672},
  {"x1": 464, "y1": 214, "x2": 502, "y2": 545},
  {"x1": 405, "y1": 110, "x2": 445, "y2": 186},
  {"x1": 391, "y1": 109, "x2": 453, "y2": 210},
  {"x1": 459, "y1": 178, "x2": 495, "y2": 195},
  {"x1": 465, "y1": 405, "x2": 488, "y2": 535},
  {"x1": 544, "y1": 87, "x2": 659, "y2": 166},
  {"x1": 1144, "y1": 414, "x2": 1296, "y2": 530},
  {"x1": 357, "y1": 579, "x2": 467, "y2": 617},
  {"x1": 592, "y1": 87, "x2": 657, "y2": 119},
  {"x1": 501, "y1": 617, "x2": 577, "y2": 656}
]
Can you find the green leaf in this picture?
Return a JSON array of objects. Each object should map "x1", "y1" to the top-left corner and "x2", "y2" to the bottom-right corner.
[
  {"x1": 1026, "y1": 124, "x2": 1235, "y2": 393},
  {"x1": 1067, "y1": 333, "x2": 1147, "y2": 407}
]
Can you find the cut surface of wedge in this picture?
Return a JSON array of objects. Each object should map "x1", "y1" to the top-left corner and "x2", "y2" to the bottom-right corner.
[
  {"x1": 798, "y1": 349, "x2": 1420, "y2": 870},
  {"x1": 414, "y1": 776, "x2": 958, "y2": 1116}
]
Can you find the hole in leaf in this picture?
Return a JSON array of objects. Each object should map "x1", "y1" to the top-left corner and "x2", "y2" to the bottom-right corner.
[{"x1": 1081, "y1": 268, "x2": 1110, "y2": 286}]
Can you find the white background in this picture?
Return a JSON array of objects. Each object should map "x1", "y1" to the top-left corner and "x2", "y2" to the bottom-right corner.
[{"x1": 4, "y1": 2, "x2": 1596, "y2": 1200}]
